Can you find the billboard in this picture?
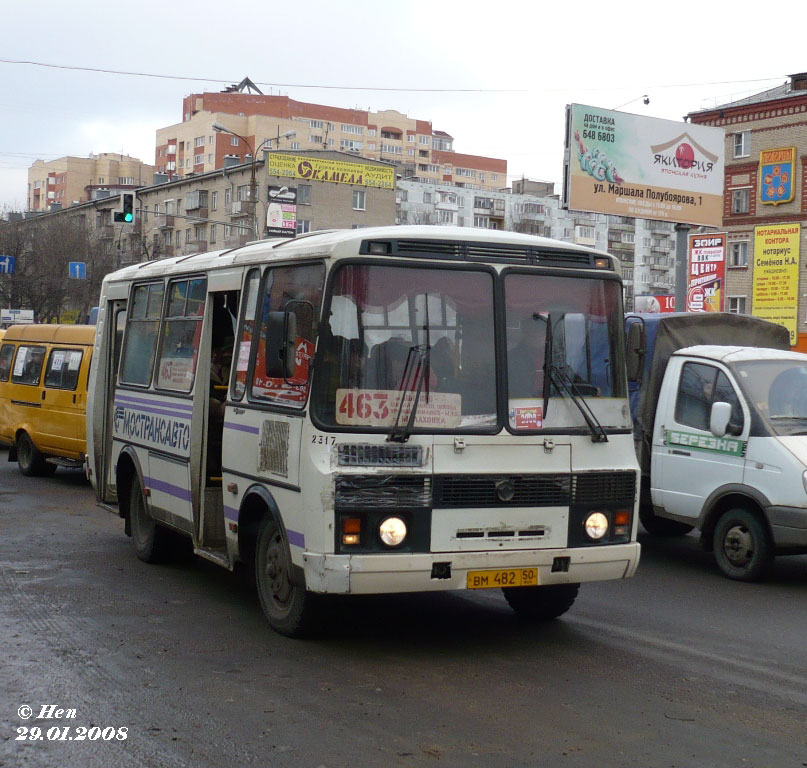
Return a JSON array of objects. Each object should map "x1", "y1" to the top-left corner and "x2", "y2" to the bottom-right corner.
[
  {"x1": 267, "y1": 153, "x2": 395, "y2": 189},
  {"x1": 563, "y1": 104, "x2": 725, "y2": 227},
  {"x1": 266, "y1": 186, "x2": 297, "y2": 238},
  {"x1": 752, "y1": 224, "x2": 801, "y2": 344},
  {"x1": 686, "y1": 233, "x2": 726, "y2": 312},
  {"x1": 634, "y1": 295, "x2": 676, "y2": 313}
]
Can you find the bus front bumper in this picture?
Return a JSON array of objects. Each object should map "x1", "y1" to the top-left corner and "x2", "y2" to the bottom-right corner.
[{"x1": 302, "y1": 542, "x2": 641, "y2": 595}]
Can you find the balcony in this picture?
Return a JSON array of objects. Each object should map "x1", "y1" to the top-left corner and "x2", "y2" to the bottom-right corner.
[
  {"x1": 97, "y1": 225, "x2": 114, "y2": 239},
  {"x1": 155, "y1": 214, "x2": 175, "y2": 229},
  {"x1": 125, "y1": 221, "x2": 142, "y2": 236},
  {"x1": 226, "y1": 200, "x2": 250, "y2": 217},
  {"x1": 184, "y1": 240, "x2": 208, "y2": 255},
  {"x1": 224, "y1": 233, "x2": 250, "y2": 249}
]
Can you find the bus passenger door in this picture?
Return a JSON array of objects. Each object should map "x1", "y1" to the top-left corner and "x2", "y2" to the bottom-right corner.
[{"x1": 98, "y1": 301, "x2": 127, "y2": 502}]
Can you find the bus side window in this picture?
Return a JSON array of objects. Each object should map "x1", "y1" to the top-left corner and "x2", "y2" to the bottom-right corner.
[
  {"x1": 233, "y1": 269, "x2": 261, "y2": 401},
  {"x1": 120, "y1": 282, "x2": 165, "y2": 387},
  {"x1": 250, "y1": 263, "x2": 324, "y2": 406},
  {"x1": 12, "y1": 345, "x2": 46, "y2": 386}
]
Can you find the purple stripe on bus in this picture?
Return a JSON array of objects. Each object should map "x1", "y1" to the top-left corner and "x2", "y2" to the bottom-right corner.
[
  {"x1": 223, "y1": 422, "x2": 260, "y2": 434},
  {"x1": 287, "y1": 529, "x2": 305, "y2": 548},
  {"x1": 116, "y1": 393, "x2": 194, "y2": 411},
  {"x1": 144, "y1": 476, "x2": 192, "y2": 502},
  {"x1": 224, "y1": 505, "x2": 239, "y2": 521},
  {"x1": 115, "y1": 402, "x2": 192, "y2": 420}
]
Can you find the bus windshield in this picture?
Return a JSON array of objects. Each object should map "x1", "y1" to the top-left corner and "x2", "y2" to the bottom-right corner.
[{"x1": 313, "y1": 263, "x2": 497, "y2": 431}]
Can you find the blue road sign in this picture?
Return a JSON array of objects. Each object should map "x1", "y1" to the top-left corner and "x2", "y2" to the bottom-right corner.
[
  {"x1": 68, "y1": 261, "x2": 87, "y2": 280},
  {"x1": 0, "y1": 255, "x2": 16, "y2": 274}
]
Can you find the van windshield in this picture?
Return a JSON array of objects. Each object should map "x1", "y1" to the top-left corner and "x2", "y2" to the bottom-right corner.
[{"x1": 734, "y1": 359, "x2": 807, "y2": 435}]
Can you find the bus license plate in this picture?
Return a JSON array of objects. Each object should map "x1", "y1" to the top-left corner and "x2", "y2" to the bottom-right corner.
[{"x1": 466, "y1": 568, "x2": 538, "y2": 589}]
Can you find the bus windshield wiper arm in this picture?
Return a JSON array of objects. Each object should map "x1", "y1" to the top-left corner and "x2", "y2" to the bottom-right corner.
[
  {"x1": 387, "y1": 344, "x2": 431, "y2": 443},
  {"x1": 550, "y1": 365, "x2": 608, "y2": 443}
]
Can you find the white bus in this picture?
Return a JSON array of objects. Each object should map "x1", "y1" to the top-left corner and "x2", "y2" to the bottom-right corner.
[{"x1": 87, "y1": 226, "x2": 640, "y2": 636}]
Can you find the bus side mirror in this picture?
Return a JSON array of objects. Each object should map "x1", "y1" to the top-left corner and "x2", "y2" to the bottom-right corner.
[
  {"x1": 625, "y1": 322, "x2": 646, "y2": 384},
  {"x1": 710, "y1": 401, "x2": 732, "y2": 438},
  {"x1": 265, "y1": 310, "x2": 297, "y2": 379}
]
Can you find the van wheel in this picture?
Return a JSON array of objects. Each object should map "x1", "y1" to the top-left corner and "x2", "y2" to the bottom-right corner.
[
  {"x1": 503, "y1": 583, "x2": 580, "y2": 621},
  {"x1": 255, "y1": 516, "x2": 319, "y2": 638},
  {"x1": 129, "y1": 479, "x2": 172, "y2": 563},
  {"x1": 16, "y1": 433, "x2": 55, "y2": 477},
  {"x1": 639, "y1": 505, "x2": 694, "y2": 537},
  {"x1": 713, "y1": 508, "x2": 773, "y2": 582}
]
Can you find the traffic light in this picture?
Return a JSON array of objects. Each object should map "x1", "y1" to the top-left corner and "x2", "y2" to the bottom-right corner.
[{"x1": 114, "y1": 193, "x2": 135, "y2": 223}]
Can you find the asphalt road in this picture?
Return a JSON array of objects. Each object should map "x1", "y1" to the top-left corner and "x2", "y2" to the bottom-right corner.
[{"x1": 1, "y1": 451, "x2": 806, "y2": 768}]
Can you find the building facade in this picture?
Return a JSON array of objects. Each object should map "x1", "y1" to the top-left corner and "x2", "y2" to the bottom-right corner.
[
  {"x1": 155, "y1": 83, "x2": 506, "y2": 192},
  {"x1": 396, "y1": 178, "x2": 676, "y2": 309},
  {"x1": 689, "y1": 72, "x2": 807, "y2": 345},
  {"x1": 27, "y1": 153, "x2": 154, "y2": 213}
]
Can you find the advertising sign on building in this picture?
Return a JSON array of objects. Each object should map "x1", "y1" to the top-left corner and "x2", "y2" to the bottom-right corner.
[
  {"x1": 759, "y1": 147, "x2": 796, "y2": 206},
  {"x1": 268, "y1": 153, "x2": 395, "y2": 189},
  {"x1": 686, "y1": 233, "x2": 726, "y2": 312},
  {"x1": 266, "y1": 186, "x2": 297, "y2": 238},
  {"x1": 634, "y1": 295, "x2": 676, "y2": 313},
  {"x1": 752, "y1": 224, "x2": 801, "y2": 344},
  {"x1": 563, "y1": 104, "x2": 725, "y2": 227}
]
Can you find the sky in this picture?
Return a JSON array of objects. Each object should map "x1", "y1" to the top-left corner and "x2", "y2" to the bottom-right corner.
[{"x1": 2, "y1": 0, "x2": 806, "y2": 211}]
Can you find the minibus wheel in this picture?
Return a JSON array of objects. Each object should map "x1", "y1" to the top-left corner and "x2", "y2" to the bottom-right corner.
[
  {"x1": 129, "y1": 479, "x2": 172, "y2": 563},
  {"x1": 255, "y1": 516, "x2": 319, "y2": 637},
  {"x1": 502, "y1": 583, "x2": 580, "y2": 621},
  {"x1": 16, "y1": 432, "x2": 55, "y2": 477}
]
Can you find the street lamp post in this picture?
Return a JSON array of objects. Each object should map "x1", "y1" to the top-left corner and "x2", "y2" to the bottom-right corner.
[{"x1": 212, "y1": 122, "x2": 296, "y2": 238}]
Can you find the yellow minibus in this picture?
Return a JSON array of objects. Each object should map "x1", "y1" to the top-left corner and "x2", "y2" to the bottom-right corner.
[{"x1": 0, "y1": 324, "x2": 95, "y2": 475}]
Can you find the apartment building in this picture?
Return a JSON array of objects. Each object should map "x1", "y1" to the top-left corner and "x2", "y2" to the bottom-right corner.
[
  {"x1": 155, "y1": 81, "x2": 506, "y2": 192},
  {"x1": 27, "y1": 153, "x2": 154, "y2": 212},
  {"x1": 396, "y1": 178, "x2": 677, "y2": 309},
  {"x1": 688, "y1": 72, "x2": 807, "y2": 345}
]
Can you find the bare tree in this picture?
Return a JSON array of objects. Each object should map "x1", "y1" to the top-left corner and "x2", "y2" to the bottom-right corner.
[{"x1": 0, "y1": 214, "x2": 118, "y2": 323}]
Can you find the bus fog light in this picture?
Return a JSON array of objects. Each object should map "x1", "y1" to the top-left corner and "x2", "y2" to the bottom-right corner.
[
  {"x1": 585, "y1": 512, "x2": 609, "y2": 540},
  {"x1": 379, "y1": 517, "x2": 407, "y2": 547}
]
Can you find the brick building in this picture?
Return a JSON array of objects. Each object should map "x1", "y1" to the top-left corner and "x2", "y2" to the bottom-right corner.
[
  {"x1": 155, "y1": 79, "x2": 506, "y2": 192},
  {"x1": 689, "y1": 72, "x2": 807, "y2": 346}
]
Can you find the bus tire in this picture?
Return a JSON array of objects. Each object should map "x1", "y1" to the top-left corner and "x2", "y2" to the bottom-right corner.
[
  {"x1": 713, "y1": 507, "x2": 773, "y2": 582},
  {"x1": 639, "y1": 505, "x2": 694, "y2": 537},
  {"x1": 502, "y1": 583, "x2": 580, "y2": 621},
  {"x1": 16, "y1": 432, "x2": 55, "y2": 477},
  {"x1": 129, "y1": 478, "x2": 172, "y2": 564},
  {"x1": 255, "y1": 516, "x2": 319, "y2": 638}
]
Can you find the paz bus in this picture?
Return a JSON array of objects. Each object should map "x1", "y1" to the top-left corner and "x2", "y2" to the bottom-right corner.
[{"x1": 86, "y1": 226, "x2": 640, "y2": 637}]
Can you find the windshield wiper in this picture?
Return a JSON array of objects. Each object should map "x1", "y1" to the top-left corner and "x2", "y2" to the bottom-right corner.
[
  {"x1": 387, "y1": 344, "x2": 431, "y2": 443},
  {"x1": 550, "y1": 364, "x2": 608, "y2": 442}
]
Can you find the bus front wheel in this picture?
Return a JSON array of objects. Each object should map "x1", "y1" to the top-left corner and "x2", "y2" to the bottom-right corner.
[
  {"x1": 129, "y1": 479, "x2": 172, "y2": 563},
  {"x1": 503, "y1": 583, "x2": 580, "y2": 621},
  {"x1": 255, "y1": 516, "x2": 319, "y2": 638}
]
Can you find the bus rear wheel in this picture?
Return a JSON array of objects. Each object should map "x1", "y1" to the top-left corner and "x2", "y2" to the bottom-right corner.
[
  {"x1": 129, "y1": 479, "x2": 172, "y2": 563},
  {"x1": 16, "y1": 432, "x2": 55, "y2": 477},
  {"x1": 255, "y1": 516, "x2": 319, "y2": 638},
  {"x1": 503, "y1": 583, "x2": 580, "y2": 621}
]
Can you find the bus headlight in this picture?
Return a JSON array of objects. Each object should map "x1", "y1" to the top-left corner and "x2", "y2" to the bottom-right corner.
[
  {"x1": 379, "y1": 516, "x2": 407, "y2": 547},
  {"x1": 584, "y1": 512, "x2": 609, "y2": 540}
]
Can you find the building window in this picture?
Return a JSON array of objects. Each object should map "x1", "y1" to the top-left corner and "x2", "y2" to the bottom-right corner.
[
  {"x1": 208, "y1": 154, "x2": 213, "y2": 163},
  {"x1": 194, "y1": 136, "x2": 205, "y2": 148},
  {"x1": 342, "y1": 124, "x2": 364, "y2": 135},
  {"x1": 728, "y1": 296, "x2": 747, "y2": 314},
  {"x1": 368, "y1": 128, "x2": 377, "y2": 137},
  {"x1": 398, "y1": 190, "x2": 408, "y2": 202},
  {"x1": 438, "y1": 210, "x2": 454, "y2": 224},
  {"x1": 352, "y1": 190, "x2": 366, "y2": 211},
  {"x1": 231, "y1": 137, "x2": 239, "y2": 147},
  {"x1": 622, "y1": 232, "x2": 635, "y2": 244},
  {"x1": 419, "y1": 135, "x2": 430, "y2": 145},
  {"x1": 424, "y1": 191, "x2": 432, "y2": 203},
  {"x1": 340, "y1": 139, "x2": 363, "y2": 151},
  {"x1": 297, "y1": 219, "x2": 311, "y2": 234},
  {"x1": 731, "y1": 188, "x2": 750, "y2": 214},
  {"x1": 474, "y1": 215, "x2": 489, "y2": 228},
  {"x1": 290, "y1": 142, "x2": 301, "y2": 150},
  {"x1": 194, "y1": 154, "x2": 204, "y2": 165},
  {"x1": 309, "y1": 134, "x2": 323, "y2": 144},
  {"x1": 298, "y1": 185, "x2": 312, "y2": 205},
  {"x1": 310, "y1": 119, "x2": 323, "y2": 129},
  {"x1": 224, "y1": 188, "x2": 232, "y2": 205},
  {"x1": 733, "y1": 131, "x2": 750, "y2": 158},
  {"x1": 210, "y1": 224, "x2": 217, "y2": 243},
  {"x1": 729, "y1": 241, "x2": 748, "y2": 266}
]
